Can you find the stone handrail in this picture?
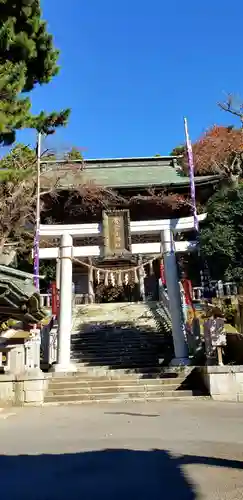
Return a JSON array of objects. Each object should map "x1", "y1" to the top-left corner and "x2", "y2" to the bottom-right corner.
[
  {"x1": 40, "y1": 317, "x2": 57, "y2": 367},
  {"x1": 74, "y1": 294, "x2": 95, "y2": 305},
  {"x1": 40, "y1": 293, "x2": 52, "y2": 308},
  {"x1": 40, "y1": 293, "x2": 95, "y2": 308},
  {"x1": 192, "y1": 281, "x2": 239, "y2": 300},
  {"x1": 158, "y1": 280, "x2": 172, "y2": 329}
]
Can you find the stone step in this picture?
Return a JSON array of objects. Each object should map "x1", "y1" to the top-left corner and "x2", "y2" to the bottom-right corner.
[
  {"x1": 74, "y1": 313, "x2": 158, "y2": 318},
  {"x1": 74, "y1": 366, "x2": 191, "y2": 376},
  {"x1": 73, "y1": 305, "x2": 159, "y2": 315},
  {"x1": 48, "y1": 380, "x2": 185, "y2": 393},
  {"x1": 72, "y1": 319, "x2": 160, "y2": 324},
  {"x1": 74, "y1": 303, "x2": 158, "y2": 309},
  {"x1": 72, "y1": 323, "x2": 164, "y2": 328},
  {"x1": 71, "y1": 349, "x2": 165, "y2": 362},
  {"x1": 71, "y1": 347, "x2": 166, "y2": 354},
  {"x1": 71, "y1": 333, "x2": 166, "y2": 340},
  {"x1": 49, "y1": 374, "x2": 185, "y2": 387},
  {"x1": 73, "y1": 315, "x2": 154, "y2": 319},
  {"x1": 73, "y1": 317, "x2": 160, "y2": 322},
  {"x1": 71, "y1": 340, "x2": 166, "y2": 346},
  {"x1": 71, "y1": 351, "x2": 163, "y2": 365},
  {"x1": 47, "y1": 372, "x2": 185, "y2": 382},
  {"x1": 71, "y1": 349, "x2": 164, "y2": 363},
  {"x1": 47, "y1": 384, "x2": 187, "y2": 396},
  {"x1": 71, "y1": 340, "x2": 163, "y2": 346},
  {"x1": 72, "y1": 323, "x2": 161, "y2": 326},
  {"x1": 44, "y1": 396, "x2": 208, "y2": 406},
  {"x1": 71, "y1": 357, "x2": 163, "y2": 372},
  {"x1": 71, "y1": 340, "x2": 165, "y2": 346},
  {"x1": 73, "y1": 316, "x2": 160, "y2": 321},
  {"x1": 73, "y1": 318, "x2": 159, "y2": 323},
  {"x1": 47, "y1": 366, "x2": 192, "y2": 378},
  {"x1": 70, "y1": 348, "x2": 165, "y2": 355},
  {"x1": 71, "y1": 346, "x2": 165, "y2": 352},
  {"x1": 71, "y1": 335, "x2": 166, "y2": 341},
  {"x1": 45, "y1": 389, "x2": 197, "y2": 403},
  {"x1": 71, "y1": 344, "x2": 165, "y2": 352},
  {"x1": 73, "y1": 315, "x2": 158, "y2": 320},
  {"x1": 70, "y1": 362, "x2": 166, "y2": 370}
]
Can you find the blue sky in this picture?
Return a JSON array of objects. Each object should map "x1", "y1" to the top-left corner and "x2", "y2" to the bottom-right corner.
[{"x1": 16, "y1": 0, "x2": 243, "y2": 158}]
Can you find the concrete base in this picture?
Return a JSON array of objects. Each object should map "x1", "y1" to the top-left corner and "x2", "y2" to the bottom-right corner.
[
  {"x1": 170, "y1": 357, "x2": 190, "y2": 366},
  {"x1": 0, "y1": 370, "x2": 49, "y2": 406},
  {"x1": 50, "y1": 362, "x2": 77, "y2": 374},
  {"x1": 15, "y1": 371, "x2": 48, "y2": 405},
  {"x1": 201, "y1": 365, "x2": 243, "y2": 402}
]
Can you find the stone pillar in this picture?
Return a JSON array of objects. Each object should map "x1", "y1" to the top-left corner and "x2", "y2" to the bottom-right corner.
[
  {"x1": 25, "y1": 327, "x2": 41, "y2": 372},
  {"x1": 9, "y1": 344, "x2": 25, "y2": 374},
  {"x1": 161, "y1": 229, "x2": 189, "y2": 365},
  {"x1": 88, "y1": 257, "x2": 95, "y2": 303},
  {"x1": 56, "y1": 257, "x2": 60, "y2": 290},
  {"x1": 52, "y1": 233, "x2": 76, "y2": 373},
  {"x1": 138, "y1": 254, "x2": 145, "y2": 302}
]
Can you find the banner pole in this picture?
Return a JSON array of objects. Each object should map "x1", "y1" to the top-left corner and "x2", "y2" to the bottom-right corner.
[
  {"x1": 184, "y1": 117, "x2": 199, "y2": 232},
  {"x1": 33, "y1": 132, "x2": 42, "y2": 290}
]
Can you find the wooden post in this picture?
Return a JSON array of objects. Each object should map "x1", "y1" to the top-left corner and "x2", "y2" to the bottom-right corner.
[
  {"x1": 138, "y1": 255, "x2": 145, "y2": 302},
  {"x1": 88, "y1": 257, "x2": 95, "y2": 303},
  {"x1": 217, "y1": 346, "x2": 224, "y2": 366}
]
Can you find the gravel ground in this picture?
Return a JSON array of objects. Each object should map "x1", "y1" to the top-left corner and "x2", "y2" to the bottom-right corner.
[{"x1": 0, "y1": 400, "x2": 243, "y2": 499}]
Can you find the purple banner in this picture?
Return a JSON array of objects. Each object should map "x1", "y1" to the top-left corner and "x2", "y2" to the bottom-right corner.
[
  {"x1": 33, "y1": 228, "x2": 40, "y2": 290},
  {"x1": 184, "y1": 118, "x2": 199, "y2": 232}
]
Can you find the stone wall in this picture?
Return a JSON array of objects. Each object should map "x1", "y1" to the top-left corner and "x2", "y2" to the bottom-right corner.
[
  {"x1": 0, "y1": 372, "x2": 48, "y2": 406},
  {"x1": 201, "y1": 365, "x2": 243, "y2": 402}
]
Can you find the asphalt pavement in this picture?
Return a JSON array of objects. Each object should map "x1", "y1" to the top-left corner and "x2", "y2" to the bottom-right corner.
[{"x1": 0, "y1": 400, "x2": 243, "y2": 499}]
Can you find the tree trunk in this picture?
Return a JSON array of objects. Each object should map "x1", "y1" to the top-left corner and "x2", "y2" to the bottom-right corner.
[{"x1": 229, "y1": 174, "x2": 239, "y2": 188}]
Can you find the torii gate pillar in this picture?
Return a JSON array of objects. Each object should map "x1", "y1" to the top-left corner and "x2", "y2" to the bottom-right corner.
[
  {"x1": 161, "y1": 229, "x2": 189, "y2": 365},
  {"x1": 51, "y1": 233, "x2": 76, "y2": 373}
]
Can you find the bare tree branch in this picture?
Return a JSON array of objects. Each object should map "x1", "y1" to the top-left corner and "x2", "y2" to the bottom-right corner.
[{"x1": 218, "y1": 94, "x2": 243, "y2": 126}]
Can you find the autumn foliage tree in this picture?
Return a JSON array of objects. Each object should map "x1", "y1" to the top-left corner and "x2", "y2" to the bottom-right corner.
[{"x1": 181, "y1": 126, "x2": 243, "y2": 182}]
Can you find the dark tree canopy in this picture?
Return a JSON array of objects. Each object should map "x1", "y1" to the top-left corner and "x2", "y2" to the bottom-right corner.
[
  {"x1": 0, "y1": 0, "x2": 70, "y2": 144},
  {"x1": 200, "y1": 185, "x2": 243, "y2": 281}
]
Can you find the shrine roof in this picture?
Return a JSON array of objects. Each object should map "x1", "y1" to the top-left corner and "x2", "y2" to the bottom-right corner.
[
  {"x1": 40, "y1": 155, "x2": 220, "y2": 190},
  {"x1": 0, "y1": 265, "x2": 46, "y2": 324}
]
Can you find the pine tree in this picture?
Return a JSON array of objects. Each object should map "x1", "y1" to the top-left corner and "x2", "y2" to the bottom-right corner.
[
  {"x1": 0, "y1": 0, "x2": 70, "y2": 144},
  {"x1": 0, "y1": 143, "x2": 36, "y2": 181},
  {"x1": 64, "y1": 147, "x2": 83, "y2": 161}
]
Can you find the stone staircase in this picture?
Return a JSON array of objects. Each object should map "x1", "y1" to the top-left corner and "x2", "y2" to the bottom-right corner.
[
  {"x1": 44, "y1": 302, "x2": 207, "y2": 404},
  {"x1": 70, "y1": 302, "x2": 173, "y2": 371}
]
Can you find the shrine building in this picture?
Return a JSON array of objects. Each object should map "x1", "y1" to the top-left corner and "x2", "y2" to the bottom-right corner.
[{"x1": 39, "y1": 155, "x2": 219, "y2": 303}]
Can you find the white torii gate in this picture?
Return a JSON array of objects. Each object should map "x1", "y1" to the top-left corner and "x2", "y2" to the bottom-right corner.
[{"x1": 38, "y1": 214, "x2": 206, "y2": 372}]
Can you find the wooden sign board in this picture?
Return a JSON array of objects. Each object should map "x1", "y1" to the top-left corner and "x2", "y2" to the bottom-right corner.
[
  {"x1": 102, "y1": 209, "x2": 131, "y2": 259},
  {"x1": 204, "y1": 318, "x2": 226, "y2": 347}
]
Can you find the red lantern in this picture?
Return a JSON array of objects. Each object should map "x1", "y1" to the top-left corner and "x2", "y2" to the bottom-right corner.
[
  {"x1": 51, "y1": 282, "x2": 59, "y2": 317},
  {"x1": 160, "y1": 260, "x2": 166, "y2": 285}
]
